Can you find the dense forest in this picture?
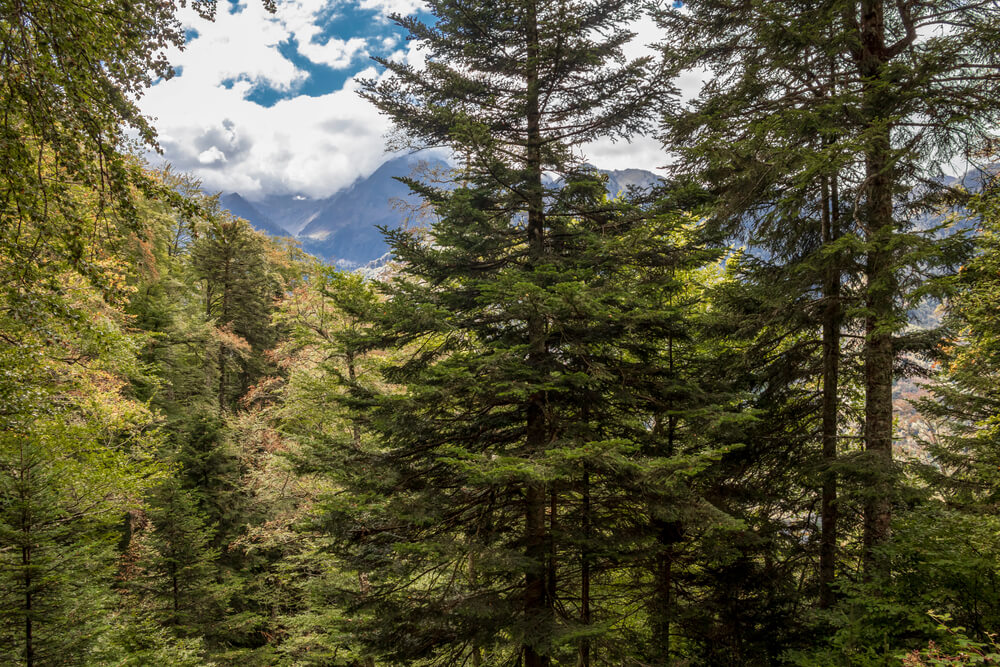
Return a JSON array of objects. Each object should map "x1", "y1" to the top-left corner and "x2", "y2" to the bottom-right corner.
[{"x1": 3, "y1": 0, "x2": 1000, "y2": 664}]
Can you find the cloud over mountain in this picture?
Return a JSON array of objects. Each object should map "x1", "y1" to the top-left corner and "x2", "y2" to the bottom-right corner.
[{"x1": 140, "y1": 1, "x2": 701, "y2": 199}]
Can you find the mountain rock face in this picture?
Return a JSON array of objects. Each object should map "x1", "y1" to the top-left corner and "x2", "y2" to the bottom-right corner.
[
  {"x1": 221, "y1": 157, "x2": 662, "y2": 267},
  {"x1": 603, "y1": 168, "x2": 663, "y2": 197},
  {"x1": 295, "y1": 156, "x2": 449, "y2": 267},
  {"x1": 218, "y1": 193, "x2": 292, "y2": 238},
  {"x1": 250, "y1": 193, "x2": 329, "y2": 237}
]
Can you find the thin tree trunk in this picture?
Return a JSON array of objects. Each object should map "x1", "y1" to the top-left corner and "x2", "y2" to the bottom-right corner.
[
  {"x1": 21, "y1": 467, "x2": 33, "y2": 667},
  {"x1": 347, "y1": 349, "x2": 375, "y2": 667},
  {"x1": 172, "y1": 565, "x2": 180, "y2": 626},
  {"x1": 524, "y1": 484, "x2": 549, "y2": 667},
  {"x1": 523, "y1": 1, "x2": 551, "y2": 665},
  {"x1": 578, "y1": 465, "x2": 591, "y2": 667},
  {"x1": 548, "y1": 490, "x2": 557, "y2": 607},
  {"x1": 652, "y1": 330, "x2": 680, "y2": 662},
  {"x1": 217, "y1": 254, "x2": 232, "y2": 413},
  {"x1": 358, "y1": 572, "x2": 375, "y2": 667},
  {"x1": 819, "y1": 171, "x2": 842, "y2": 608},
  {"x1": 347, "y1": 350, "x2": 362, "y2": 449},
  {"x1": 218, "y1": 341, "x2": 226, "y2": 412}
]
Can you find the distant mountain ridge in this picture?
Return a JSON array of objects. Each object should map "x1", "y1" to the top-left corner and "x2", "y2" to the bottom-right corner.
[
  {"x1": 217, "y1": 193, "x2": 292, "y2": 238},
  {"x1": 221, "y1": 157, "x2": 663, "y2": 267}
]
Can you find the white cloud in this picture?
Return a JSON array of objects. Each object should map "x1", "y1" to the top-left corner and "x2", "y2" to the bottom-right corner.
[
  {"x1": 140, "y1": 0, "x2": 703, "y2": 199},
  {"x1": 622, "y1": 12, "x2": 658, "y2": 63},
  {"x1": 581, "y1": 17, "x2": 705, "y2": 173},
  {"x1": 197, "y1": 146, "x2": 228, "y2": 164},
  {"x1": 299, "y1": 35, "x2": 368, "y2": 69},
  {"x1": 358, "y1": 0, "x2": 425, "y2": 18},
  {"x1": 582, "y1": 134, "x2": 667, "y2": 174},
  {"x1": 145, "y1": 64, "x2": 397, "y2": 198},
  {"x1": 168, "y1": 2, "x2": 305, "y2": 92},
  {"x1": 140, "y1": 1, "x2": 429, "y2": 198}
]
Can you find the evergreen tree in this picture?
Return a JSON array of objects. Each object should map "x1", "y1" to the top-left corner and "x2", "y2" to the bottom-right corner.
[
  {"x1": 0, "y1": 241, "x2": 164, "y2": 664},
  {"x1": 191, "y1": 212, "x2": 283, "y2": 413},
  {"x1": 131, "y1": 479, "x2": 223, "y2": 635},
  {"x1": 656, "y1": 0, "x2": 1000, "y2": 586},
  {"x1": 898, "y1": 176, "x2": 1000, "y2": 650},
  {"x1": 291, "y1": 2, "x2": 748, "y2": 664}
]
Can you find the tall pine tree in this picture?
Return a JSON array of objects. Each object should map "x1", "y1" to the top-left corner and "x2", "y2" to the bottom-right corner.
[{"x1": 304, "y1": 1, "x2": 737, "y2": 664}]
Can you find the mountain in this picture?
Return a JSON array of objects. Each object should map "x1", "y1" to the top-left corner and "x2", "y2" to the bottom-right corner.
[
  {"x1": 296, "y1": 155, "x2": 449, "y2": 267},
  {"x1": 603, "y1": 168, "x2": 663, "y2": 196},
  {"x1": 218, "y1": 193, "x2": 292, "y2": 238},
  {"x1": 221, "y1": 158, "x2": 663, "y2": 267},
  {"x1": 247, "y1": 193, "x2": 327, "y2": 237}
]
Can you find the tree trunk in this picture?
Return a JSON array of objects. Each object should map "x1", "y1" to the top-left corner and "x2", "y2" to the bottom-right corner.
[
  {"x1": 523, "y1": 2, "x2": 551, "y2": 665},
  {"x1": 819, "y1": 171, "x2": 841, "y2": 608},
  {"x1": 524, "y1": 483, "x2": 549, "y2": 667},
  {"x1": 218, "y1": 253, "x2": 232, "y2": 412},
  {"x1": 22, "y1": 506, "x2": 33, "y2": 667},
  {"x1": 358, "y1": 572, "x2": 375, "y2": 667},
  {"x1": 172, "y1": 565, "x2": 180, "y2": 626},
  {"x1": 858, "y1": 0, "x2": 896, "y2": 577},
  {"x1": 651, "y1": 326, "x2": 680, "y2": 661},
  {"x1": 548, "y1": 489, "x2": 557, "y2": 607},
  {"x1": 348, "y1": 349, "x2": 375, "y2": 667},
  {"x1": 578, "y1": 466, "x2": 591, "y2": 667}
]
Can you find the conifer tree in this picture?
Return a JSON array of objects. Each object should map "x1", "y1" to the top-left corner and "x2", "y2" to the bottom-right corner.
[
  {"x1": 134, "y1": 479, "x2": 223, "y2": 635},
  {"x1": 301, "y1": 1, "x2": 744, "y2": 664},
  {"x1": 0, "y1": 246, "x2": 163, "y2": 664},
  {"x1": 657, "y1": 0, "x2": 1000, "y2": 582},
  {"x1": 192, "y1": 213, "x2": 283, "y2": 413}
]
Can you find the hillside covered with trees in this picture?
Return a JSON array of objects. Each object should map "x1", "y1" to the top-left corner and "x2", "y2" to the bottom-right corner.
[{"x1": 3, "y1": 0, "x2": 1000, "y2": 665}]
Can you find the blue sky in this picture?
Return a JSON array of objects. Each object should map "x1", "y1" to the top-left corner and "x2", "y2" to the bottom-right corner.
[{"x1": 140, "y1": 0, "x2": 688, "y2": 199}]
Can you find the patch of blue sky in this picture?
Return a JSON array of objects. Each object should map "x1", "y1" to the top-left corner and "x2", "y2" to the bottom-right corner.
[{"x1": 242, "y1": 1, "x2": 428, "y2": 108}]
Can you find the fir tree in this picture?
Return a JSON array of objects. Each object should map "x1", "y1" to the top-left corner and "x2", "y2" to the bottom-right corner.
[
  {"x1": 133, "y1": 479, "x2": 223, "y2": 635},
  {"x1": 299, "y1": 2, "x2": 747, "y2": 664},
  {"x1": 191, "y1": 213, "x2": 283, "y2": 413},
  {"x1": 656, "y1": 0, "x2": 1000, "y2": 584}
]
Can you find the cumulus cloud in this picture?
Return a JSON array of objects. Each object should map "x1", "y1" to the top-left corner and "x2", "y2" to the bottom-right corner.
[
  {"x1": 140, "y1": 1, "x2": 424, "y2": 197},
  {"x1": 580, "y1": 14, "x2": 706, "y2": 174},
  {"x1": 197, "y1": 146, "x2": 228, "y2": 165},
  {"x1": 358, "y1": 0, "x2": 425, "y2": 18},
  {"x1": 582, "y1": 135, "x2": 667, "y2": 174},
  {"x1": 146, "y1": 63, "x2": 402, "y2": 198},
  {"x1": 140, "y1": 0, "x2": 704, "y2": 198},
  {"x1": 166, "y1": 2, "x2": 306, "y2": 92},
  {"x1": 300, "y1": 35, "x2": 368, "y2": 69}
]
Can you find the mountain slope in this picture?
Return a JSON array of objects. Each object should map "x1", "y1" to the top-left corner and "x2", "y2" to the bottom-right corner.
[
  {"x1": 218, "y1": 193, "x2": 292, "y2": 238},
  {"x1": 221, "y1": 159, "x2": 663, "y2": 266},
  {"x1": 296, "y1": 156, "x2": 447, "y2": 266},
  {"x1": 248, "y1": 194, "x2": 325, "y2": 237}
]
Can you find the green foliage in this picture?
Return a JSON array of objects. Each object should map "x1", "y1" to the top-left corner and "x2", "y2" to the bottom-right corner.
[
  {"x1": 320, "y1": 2, "x2": 745, "y2": 658},
  {"x1": 6, "y1": 0, "x2": 1000, "y2": 663},
  {"x1": 0, "y1": 230, "x2": 166, "y2": 662},
  {"x1": 135, "y1": 478, "x2": 225, "y2": 633}
]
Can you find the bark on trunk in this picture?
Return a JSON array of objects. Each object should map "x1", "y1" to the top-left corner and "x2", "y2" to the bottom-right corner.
[
  {"x1": 523, "y1": 3, "x2": 551, "y2": 664},
  {"x1": 819, "y1": 172, "x2": 842, "y2": 608},
  {"x1": 858, "y1": 0, "x2": 896, "y2": 577},
  {"x1": 359, "y1": 572, "x2": 375, "y2": 667},
  {"x1": 23, "y1": 530, "x2": 32, "y2": 667},
  {"x1": 578, "y1": 466, "x2": 591, "y2": 667},
  {"x1": 651, "y1": 328, "x2": 680, "y2": 660}
]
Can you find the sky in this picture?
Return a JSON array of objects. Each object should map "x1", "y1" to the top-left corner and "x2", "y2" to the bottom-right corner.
[{"x1": 140, "y1": 0, "x2": 692, "y2": 200}]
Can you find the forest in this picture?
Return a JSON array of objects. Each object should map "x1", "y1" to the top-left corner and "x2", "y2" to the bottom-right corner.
[{"x1": 3, "y1": 0, "x2": 1000, "y2": 664}]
